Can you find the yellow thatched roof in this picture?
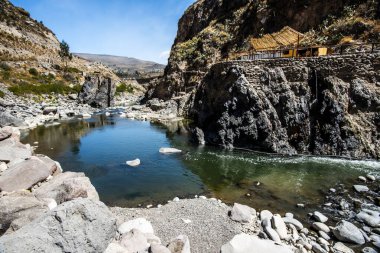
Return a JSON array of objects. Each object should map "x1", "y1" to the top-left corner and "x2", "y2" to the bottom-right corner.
[{"x1": 251, "y1": 26, "x2": 304, "y2": 51}]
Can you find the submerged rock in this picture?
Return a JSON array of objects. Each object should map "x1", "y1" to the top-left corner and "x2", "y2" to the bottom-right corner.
[
  {"x1": 159, "y1": 147, "x2": 182, "y2": 154},
  {"x1": 353, "y1": 185, "x2": 370, "y2": 193},
  {"x1": 126, "y1": 159, "x2": 141, "y2": 167}
]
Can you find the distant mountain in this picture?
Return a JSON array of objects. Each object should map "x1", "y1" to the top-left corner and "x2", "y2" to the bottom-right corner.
[{"x1": 74, "y1": 53, "x2": 165, "y2": 74}]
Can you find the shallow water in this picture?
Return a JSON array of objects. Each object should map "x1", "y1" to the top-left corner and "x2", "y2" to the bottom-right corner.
[{"x1": 22, "y1": 114, "x2": 380, "y2": 217}]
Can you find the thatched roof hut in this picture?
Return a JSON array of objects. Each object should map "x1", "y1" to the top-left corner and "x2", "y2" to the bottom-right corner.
[{"x1": 251, "y1": 26, "x2": 304, "y2": 51}]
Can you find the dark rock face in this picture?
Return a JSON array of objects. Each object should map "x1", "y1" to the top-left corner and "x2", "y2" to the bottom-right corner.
[
  {"x1": 189, "y1": 54, "x2": 380, "y2": 159},
  {"x1": 78, "y1": 75, "x2": 116, "y2": 108},
  {"x1": 150, "y1": 0, "x2": 379, "y2": 100}
]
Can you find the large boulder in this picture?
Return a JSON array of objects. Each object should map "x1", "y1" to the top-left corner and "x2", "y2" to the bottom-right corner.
[
  {"x1": 333, "y1": 220, "x2": 365, "y2": 245},
  {"x1": 221, "y1": 233, "x2": 293, "y2": 253},
  {"x1": 0, "y1": 138, "x2": 32, "y2": 163},
  {"x1": 78, "y1": 75, "x2": 116, "y2": 108},
  {"x1": 0, "y1": 156, "x2": 58, "y2": 192},
  {"x1": 0, "y1": 112, "x2": 26, "y2": 128},
  {"x1": 230, "y1": 203, "x2": 256, "y2": 223},
  {"x1": 33, "y1": 172, "x2": 99, "y2": 204},
  {"x1": 0, "y1": 198, "x2": 117, "y2": 253},
  {"x1": 0, "y1": 191, "x2": 49, "y2": 234}
]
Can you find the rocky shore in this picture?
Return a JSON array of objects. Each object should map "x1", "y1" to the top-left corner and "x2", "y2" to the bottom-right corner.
[{"x1": 0, "y1": 119, "x2": 379, "y2": 252}]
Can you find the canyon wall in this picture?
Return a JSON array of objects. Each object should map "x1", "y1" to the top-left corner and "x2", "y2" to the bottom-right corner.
[
  {"x1": 149, "y1": 0, "x2": 379, "y2": 100},
  {"x1": 188, "y1": 53, "x2": 380, "y2": 159}
]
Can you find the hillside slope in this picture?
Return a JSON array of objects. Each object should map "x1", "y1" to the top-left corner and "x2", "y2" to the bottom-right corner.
[
  {"x1": 150, "y1": 0, "x2": 380, "y2": 99},
  {"x1": 0, "y1": 0, "x2": 118, "y2": 91},
  {"x1": 74, "y1": 53, "x2": 165, "y2": 75}
]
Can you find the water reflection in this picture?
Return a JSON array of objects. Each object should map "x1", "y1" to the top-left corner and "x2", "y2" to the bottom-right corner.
[{"x1": 22, "y1": 116, "x2": 380, "y2": 217}]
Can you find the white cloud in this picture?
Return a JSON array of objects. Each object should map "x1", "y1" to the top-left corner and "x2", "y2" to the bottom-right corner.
[{"x1": 159, "y1": 50, "x2": 171, "y2": 59}]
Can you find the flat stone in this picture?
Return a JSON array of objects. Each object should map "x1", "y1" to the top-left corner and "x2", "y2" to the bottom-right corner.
[
  {"x1": 118, "y1": 218, "x2": 154, "y2": 234},
  {"x1": 260, "y1": 210, "x2": 273, "y2": 221},
  {"x1": 332, "y1": 242, "x2": 354, "y2": 253},
  {"x1": 333, "y1": 220, "x2": 365, "y2": 245},
  {"x1": 0, "y1": 162, "x2": 7, "y2": 172},
  {"x1": 0, "y1": 192, "x2": 48, "y2": 233},
  {"x1": 271, "y1": 214, "x2": 288, "y2": 239},
  {"x1": 361, "y1": 247, "x2": 378, "y2": 253},
  {"x1": 262, "y1": 218, "x2": 281, "y2": 243},
  {"x1": 311, "y1": 241, "x2": 328, "y2": 253},
  {"x1": 159, "y1": 147, "x2": 182, "y2": 154},
  {"x1": 33, "y1": 171, "x2": 99, "y2": 204},
  {"x1": 366, "y1": 175, "x2": 376, "y2": 182},
  {"x1": 150, "y1": 244, "x2": 171, "y2": 253},
  {"x1": 283, "y1": 217, "x2": 304, "y2": 230},
  {"x1": 0, "y1": 128, "x2": 11, "y2": 141},
  {"x1": 356, "y1": 209, "x2": 380, "y2": 228},
  {"x1": 120, "y1": 229, "x2": 149, "y2": 253},
  {"x1": 167, "y1": 235, "x2": 190, "y2": 253},
  {"x1": 230, "y1": 203, "x2": 256, "y2": 223},
  {"x1": 319, "y1": 231, "x2": 331, "y2": 241},
  {"x1": 0, "y1": 156, "x2": 57, "y2": 192},
  {"x1": 0, "y1": 138, "x2": 32, "y2": 163},
  {"x1": 0, "y1": 199, "x2": 117, "y2": 253},
  {"x1": 353, "y1": 185, "x2": 369, "y2": 193},
  {"x1": 104, "y1": 242, "x2": 128, "y2": 253},
  {"x1": 220, "y1": 234, "x2": 293, "y2": 253},
  {"x1": 126, "y1": 159, "x2": 141, "y2": 167},
  {"x1": 313, "y1": 211, "x2": 328, "y2": 223},
  {"x1": 312, "y1": 222, "x2": 331, "y2": 233}
]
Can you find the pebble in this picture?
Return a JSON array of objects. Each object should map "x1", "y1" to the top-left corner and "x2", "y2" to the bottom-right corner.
[
  {"x1": 366, "y1": 175, "x2": 376, "y2": 181},
  {"x1": 353, "y1": 185, "x2": 370, "y2": 193},
  {"x1": 173, "y1": 197, "x2": 180, "y2": 202},
  {"x1": 313, "y1": 211, "x2": 328, "y2": 223},
  {"x1": 312, "y1": 222, "x2": 330, "y2": 233},
  {"x1": 358, "y1": 176, "x2": 367, "y2": 182}
]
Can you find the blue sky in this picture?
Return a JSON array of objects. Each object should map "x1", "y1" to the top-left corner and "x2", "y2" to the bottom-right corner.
[{"x1": 11, "y1": 0, "x2": 195, "y2": 64}]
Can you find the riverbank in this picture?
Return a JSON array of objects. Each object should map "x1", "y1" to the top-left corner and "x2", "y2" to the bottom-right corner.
[{"x1": 0, "y1": 120, "x2": 379, "y2": 252}]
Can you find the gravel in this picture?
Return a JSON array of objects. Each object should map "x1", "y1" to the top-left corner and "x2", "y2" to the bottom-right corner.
[{"x1": 111, "y1": 198, "x2": 245, "y2": 253}]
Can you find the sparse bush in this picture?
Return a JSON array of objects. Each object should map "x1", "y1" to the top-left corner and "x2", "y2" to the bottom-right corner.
[
  {"x1": 0, "y1": 62, "x2": 11, "y2": 71},
  {"x1": 116, "y1": 83, "x2": 134, "y2": 93},
  {"x1": 1, "y1": 70, "x2": 10, "y2": 80},
  {"x1": 0, "y1": 90, "x2": 4, "y2": 98},
  {"x1": 29, "y1": 68, "x2": 38, "y2": 76},
  {"x1": 9, "y1": 81, "x2": 80, "y2": 96}
]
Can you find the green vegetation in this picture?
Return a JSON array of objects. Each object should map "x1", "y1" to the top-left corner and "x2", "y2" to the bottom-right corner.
[
  {"x1": 9, "y1": 81, "x2": 80, "y2": 96},
  {"x1": 116, "y1": 83, "x2": 134, "y2": 93},
  {"x1": 0, "y1": 66, "x2": 81, "y2": 96},
  {"x1": 28, "y1": 68, "x2": 38, "y2": 76},
  {"x1": 59, "y1": 40, "x2": 73, "y2": 67},
  {"x1": 0, "y1": 90, "x2": 5, "y2": 98}
]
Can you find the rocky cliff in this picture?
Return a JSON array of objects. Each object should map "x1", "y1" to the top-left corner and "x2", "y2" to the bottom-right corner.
[
  {"x1": 150, "y1": 0, "x2": 380, "y2": 99},
  {"x1": 189, "y1": 53, "x2": 380, "y2": 159},
  {"x1": 78, "y1": 75, "x2": 116, "y2": 108}
]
